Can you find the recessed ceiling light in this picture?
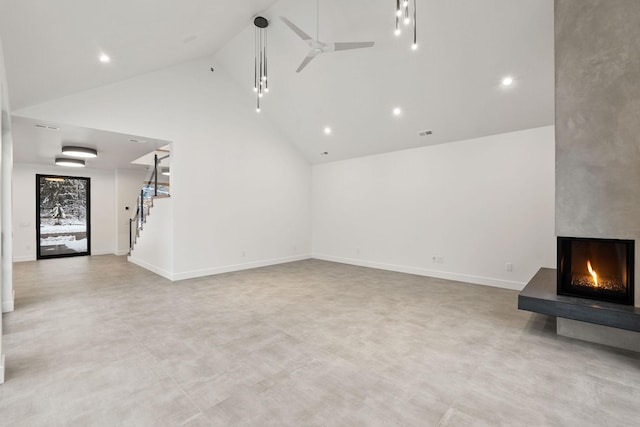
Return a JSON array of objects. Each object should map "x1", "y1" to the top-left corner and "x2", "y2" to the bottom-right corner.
[
  {"x1": 502, "y1": 76, "x2": 514, "y2": 86},
  {"x1": 99, "y1": 53, "x2": 111, "y2": 63},
  {"x1": 324, "y1": 127, "x2": 332, "y2": 135},
  {"x1": 393, "y1": 107, "x2": 402, "y2": 116},
  {"x1": 61, "y1": 146, "x2": 98, "y2": 158},
  {"x1": 55, "y1": 158, "x2": 85, "y2": 168}
]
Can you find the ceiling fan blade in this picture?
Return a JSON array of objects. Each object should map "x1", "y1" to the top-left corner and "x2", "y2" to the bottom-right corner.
[
  {"x1": 296, "y1": 54, "x2": 317, "y2": 73},
  {"x1": 280, "y1": 16, "x2": 312, "y2": 41},
  {"x1": 334, "y1": 41, "x2": 375, "y2": 51}
]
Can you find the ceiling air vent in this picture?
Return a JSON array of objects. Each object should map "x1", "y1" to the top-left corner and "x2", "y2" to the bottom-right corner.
[
  {"x1": 418, "y1": 130, "x2": 433, "y2": 137},
  {"x1": 35, "y1": 124, "x2": 59, "y2": 130}
]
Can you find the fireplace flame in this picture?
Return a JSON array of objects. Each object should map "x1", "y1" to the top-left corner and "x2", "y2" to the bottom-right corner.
[{"x1": 587, "y1": 260, "x2": 599, "y2": 288}]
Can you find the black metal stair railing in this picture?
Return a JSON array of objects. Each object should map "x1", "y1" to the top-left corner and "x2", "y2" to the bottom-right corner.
[{"x1": 128, "y1": 153, "x2": 170, "y2": 255}]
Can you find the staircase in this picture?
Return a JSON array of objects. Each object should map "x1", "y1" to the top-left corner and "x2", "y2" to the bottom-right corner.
[{"x1": 129, "y1": 153, "x2": 170, "y2": 254}]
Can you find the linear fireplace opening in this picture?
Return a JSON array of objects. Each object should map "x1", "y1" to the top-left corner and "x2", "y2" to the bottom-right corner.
[{"x1": 557, "y1": 237, "x2": 634, "y2": 305}]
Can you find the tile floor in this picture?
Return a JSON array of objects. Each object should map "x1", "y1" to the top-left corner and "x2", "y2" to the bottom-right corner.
[{"x1": 1, "y1": 256, "x2": 639, "y2": 426}]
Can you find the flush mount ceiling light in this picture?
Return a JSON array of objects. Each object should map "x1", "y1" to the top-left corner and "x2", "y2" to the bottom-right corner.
[
  {"x1": 254, "y1": 16, "x2": 270, "y2": 112},
  {"x1": 395, "y1": 0, "x2": 417, "y2": 50},
  {"x1": 393, "y1": 107, "x2": 402, "y2": 116},
  {"x1": 502, "y1": 76, "x2": 514, "y2": 86},
  {"x1": 61, "y1": 146, "x2": 98, "y2": 158},
  {"x1": 99, "y1": 53, "x2": 111, "y2": 63},
  {"x1": 324, "y1": 127, "x2": 332, "y2": 135},
  {"x1": 55, "y1": 158, "x2": 85, "y2": 168}
]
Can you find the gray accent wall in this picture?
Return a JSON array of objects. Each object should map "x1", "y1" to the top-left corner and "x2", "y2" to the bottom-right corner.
[{"x1": 555, "y1": 0, "x2": 640, "y2": 306}]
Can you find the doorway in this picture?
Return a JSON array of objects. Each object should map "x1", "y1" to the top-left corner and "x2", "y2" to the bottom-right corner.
[{"x1": 36, "y1": 174, "x2": 91, "y2": 259}]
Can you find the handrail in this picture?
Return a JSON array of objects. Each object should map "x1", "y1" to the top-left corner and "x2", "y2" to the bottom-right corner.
[{"x1": 128, "y1": 151, "x2": 170, "y2": 254}]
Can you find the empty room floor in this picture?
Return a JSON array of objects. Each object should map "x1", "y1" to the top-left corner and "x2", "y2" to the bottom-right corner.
[{"x1": 1, "y1": 256, "x2": 639, "y2": 426}]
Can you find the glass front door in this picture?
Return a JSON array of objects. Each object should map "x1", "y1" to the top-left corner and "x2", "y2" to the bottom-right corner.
[{"x1": 36, "y1": 175, "x2": 91, "y2": 259}]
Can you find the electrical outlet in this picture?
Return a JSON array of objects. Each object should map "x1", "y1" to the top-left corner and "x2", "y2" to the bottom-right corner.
[
  {"x1": 505, "y1": 262, "x2": 513, "y2": 272},
  {"x1": 432, "y1": 256, "x2": 444, "y2": 264}
]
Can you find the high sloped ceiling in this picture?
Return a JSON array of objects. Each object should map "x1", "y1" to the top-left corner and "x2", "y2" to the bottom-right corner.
[
  {"x1": 0, "y1": 0, "x2": 279, "y2": 110},
  {"x1": 215, "y1": 0, "x2": 555, "y2": 163},
  {"x1": 1, "y1": 0, "x2": 554, "y2": 165}
]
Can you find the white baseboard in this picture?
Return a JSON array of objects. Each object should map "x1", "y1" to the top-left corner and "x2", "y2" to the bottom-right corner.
[
  {"x1": 1, "y1": 290, "x2": 15, "y2": 313},
  {"x1": 92, "y1": 250, "x2": 115, "y2": 256},
  {"x1": 127, "y1": 256, "x2": 174, "y2": 281},
  {"x1": 0, "y1": 354, "x2": 4, "y2": 384},
  {"x1": 171, "y1": 254, "x2": 312, "y2": 281},
  {"x1": 115, "y1": 249, "x2": 130, "y2": 256},
  {"x1": 312, "y1": 254, "x2": 525, "y2": 291},
  {"x1": 12, "y1": 255, "x2": 36, "y2": 263}
]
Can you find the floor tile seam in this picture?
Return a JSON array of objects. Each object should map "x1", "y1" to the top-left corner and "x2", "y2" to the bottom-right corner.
[
  {"x1": 432, "y1": 337, "x2": 499, "y2": 427},
  {"x1": 162, "y1": 363, "x2": 208, "y2": 424}
]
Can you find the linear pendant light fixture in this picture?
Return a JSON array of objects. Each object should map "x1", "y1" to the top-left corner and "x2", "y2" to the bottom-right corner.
[
  {"x1": 254, "y1": 16, "x2": 269, "y2": 112},
  {"x1": 395, "y1": 0, "x2": 417, "y2": 50},
  {"x1": 61, "y1": 146, "x2": 98, "y2": 158}
]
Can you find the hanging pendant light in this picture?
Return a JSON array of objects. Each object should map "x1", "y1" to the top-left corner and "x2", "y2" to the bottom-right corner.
[
  {"x1": 394, "y1": 0, "x2": 417, "y2": 50},
  {"x1": 254, "y1": 16, "x2": 269, "y2": 112}
]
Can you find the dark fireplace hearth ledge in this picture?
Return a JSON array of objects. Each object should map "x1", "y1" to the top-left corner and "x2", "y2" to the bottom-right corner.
[{"x1": 518, "y1": 268, "x2": 640, "y2": 333}]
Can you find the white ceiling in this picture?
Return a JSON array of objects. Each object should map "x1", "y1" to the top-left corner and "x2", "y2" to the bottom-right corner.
[
  {"x1": 0, "y1": 0, "x2": 279, "y2": 109},
  {"x1": 11, "y1": 116, "x2": 170, "y2": 170},
  {"x1": 0, "y1": 0, "x2": 555, "y2": 165},
  {"x1": 215, "y1": 0, "x2": 555, "y2": 163}
]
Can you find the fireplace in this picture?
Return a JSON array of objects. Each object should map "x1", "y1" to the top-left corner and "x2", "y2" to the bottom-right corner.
[{"x1": 557, "y1": 237, "x2": 634, "y2": 305}]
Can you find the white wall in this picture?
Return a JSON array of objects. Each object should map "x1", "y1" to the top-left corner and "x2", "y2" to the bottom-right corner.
[
  {"x1": 312, "y1": 126, "x2": 556, "y2": 290},
  {"x1": 12, "y1": 163, "x2": 117, "y2": 261},
  {"x1": 115, "y1": 168, "x2": 148, "y2": 255},
  {"x1": 128, "y1": 197, "x2": 173, "y2": 279},
  {"x1": 0, "y1": 34, "x2": 10, "y2": 382},
  {"x1": 16, "y1": 56, "x2": 312, "y2": 280}
]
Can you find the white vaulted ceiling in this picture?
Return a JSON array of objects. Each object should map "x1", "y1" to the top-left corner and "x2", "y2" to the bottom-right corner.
[
  {"x1": 0, "y1": 0, "x2": 555, "y2": 164},
  {"x1": 214, "y1": 0, "x2": 555, "y2": 162},
  {"x1": 0, "y1": 0, "x2": 279, "y2": 109}
]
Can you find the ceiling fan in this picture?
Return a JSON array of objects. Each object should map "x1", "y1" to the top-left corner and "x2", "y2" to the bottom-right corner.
[{"x1": 280, "y1": 0, "x2": 375, "y2": 73}]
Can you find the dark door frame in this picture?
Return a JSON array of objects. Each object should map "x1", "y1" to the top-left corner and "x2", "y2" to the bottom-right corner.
[{"x1": 36, "y1": 174, "x2": 91, "y2": 260}]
